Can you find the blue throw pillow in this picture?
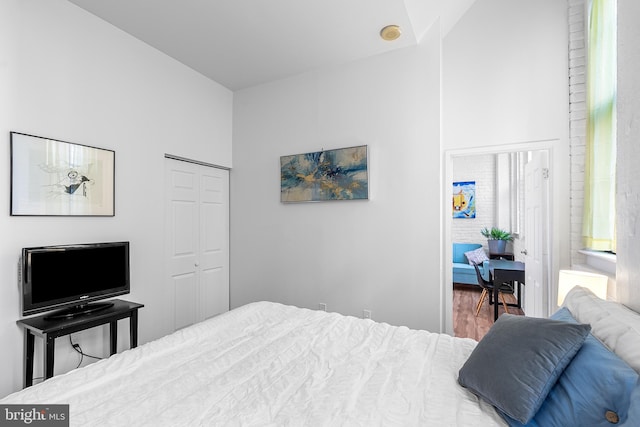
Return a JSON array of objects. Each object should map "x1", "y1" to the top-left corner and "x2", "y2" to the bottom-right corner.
[
  {"x1": 458, "y1": 314, "x2": 591, "y2": 424},
  {"x1": 502, "y1": 308, "x2": 639, "y2": 427},
  {"x1": 620, "y1": 379, "x2": 640, "y2": 427}
]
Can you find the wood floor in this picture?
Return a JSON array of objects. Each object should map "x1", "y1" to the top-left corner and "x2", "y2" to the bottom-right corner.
[{"x1": 453, "y1": 284, "x2": 525, "y2": 341}]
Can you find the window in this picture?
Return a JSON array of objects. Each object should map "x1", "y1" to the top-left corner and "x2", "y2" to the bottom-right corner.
[{"x1": 582, "y1": 0, "x2": 617, "y2": 252}]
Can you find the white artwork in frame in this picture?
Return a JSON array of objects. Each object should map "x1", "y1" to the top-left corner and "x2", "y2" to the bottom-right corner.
[{"x1": 10, "y1": 132, "x2": 115, "y2": 216}]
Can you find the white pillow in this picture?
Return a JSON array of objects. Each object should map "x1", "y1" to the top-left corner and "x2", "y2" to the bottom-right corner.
[
  {"x1": 563, "y1": 285, "x2": 640, "y2": 374},
  {"x1": 465, "y1": 247, "x2": 489, "y2": 265}
]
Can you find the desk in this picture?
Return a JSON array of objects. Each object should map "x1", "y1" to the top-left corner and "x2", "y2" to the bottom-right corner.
[
  {"x1": 17, "y1": 299, "x2": 143, "y2": 388},
  {"x1": 489, "y1": 260, "x2": 525, "y2": 321}
]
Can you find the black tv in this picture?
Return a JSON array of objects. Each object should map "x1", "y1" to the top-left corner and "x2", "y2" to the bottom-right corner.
[{"x1": 21, "y1": 241, "x2": 130, "y2": 319}]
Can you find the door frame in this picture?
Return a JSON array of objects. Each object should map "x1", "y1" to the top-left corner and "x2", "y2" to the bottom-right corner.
[{"x1": 441, "y1": 139, "x2": 569, "y2": 335}]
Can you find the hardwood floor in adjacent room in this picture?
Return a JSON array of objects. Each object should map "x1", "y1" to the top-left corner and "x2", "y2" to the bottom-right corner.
[{"x1": 453, "y1": 284, "x2": 524, "y2": 341}]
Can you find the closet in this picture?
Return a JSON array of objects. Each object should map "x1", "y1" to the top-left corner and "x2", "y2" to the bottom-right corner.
[{"x1": 165, "y1": 157, "x2": 229, "y2": 330}]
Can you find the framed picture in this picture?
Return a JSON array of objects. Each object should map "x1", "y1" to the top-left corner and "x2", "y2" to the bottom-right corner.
[
  {"x1": 280, "y1": 145, "x2": 368, "y2": 203},
  {"x1": 10, "y1": 132, "x2": 115, "y2": 216},
  {"x1": 453, "y1": 181, "x2": 476, "y2": 218}
]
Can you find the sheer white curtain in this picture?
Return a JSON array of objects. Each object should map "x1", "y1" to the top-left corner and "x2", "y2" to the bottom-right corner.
[{"x1": 583, "y1": 0, "x2": 617, "y2": 252}]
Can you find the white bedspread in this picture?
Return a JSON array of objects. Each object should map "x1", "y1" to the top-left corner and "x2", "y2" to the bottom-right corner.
[{"x1": 2, "y1": 302, "x2": 505, "y2": 426}]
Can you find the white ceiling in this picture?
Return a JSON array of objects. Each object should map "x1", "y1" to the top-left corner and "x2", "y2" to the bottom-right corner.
[{"x1": 67, "y1": 0, "x2": 476, "y2": 91}]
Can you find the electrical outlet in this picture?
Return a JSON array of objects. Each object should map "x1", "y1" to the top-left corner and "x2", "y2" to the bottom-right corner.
[
  {"x1": 318, "y1": 303, "x2": 327, "y2": 312},
  {"x1": 363, "y1": 309, "x2": 372, "y2": 320}
]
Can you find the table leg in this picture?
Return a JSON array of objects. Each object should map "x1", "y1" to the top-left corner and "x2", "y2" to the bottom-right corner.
[
  {"x1": 109, "y1": 321, "x2": 118, "y2": 356},
  {"x1": 130, "y1": 310, "x2": 139, "y2": 348},
  {"x1": 494, "y1": 286, "x2": 500, "y2": 321},
  {"x1": 24, "y1": 330, "x2": 35, "y2": 388},
  {"x1": 44, "y1": 335, "x2": 55, "y2": 380}
]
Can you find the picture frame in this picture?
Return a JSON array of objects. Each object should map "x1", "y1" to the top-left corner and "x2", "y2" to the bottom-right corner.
[
  {"x1": 10, "y1": 132, "x2": 115, "y2": 216},
  {"x1": 453, "y1": 181, "x2": 476, "y2": 218},
  {"x1": 280, "y1": 145, "x2": 369, "y2": 203}
]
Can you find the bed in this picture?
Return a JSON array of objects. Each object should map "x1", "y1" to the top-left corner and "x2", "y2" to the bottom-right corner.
[{"x1": 2, "y1": 286, "x2": 639, "y2": 426}]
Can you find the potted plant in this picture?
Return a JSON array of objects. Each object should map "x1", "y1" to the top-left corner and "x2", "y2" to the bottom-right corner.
[{"x1": 480, "y1": 227, "x2": 513, "y2": 254}]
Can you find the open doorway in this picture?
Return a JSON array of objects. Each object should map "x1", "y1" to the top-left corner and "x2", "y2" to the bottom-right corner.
[{"x1": 442, "y1": 140, "x2": 564, "y2": 337}]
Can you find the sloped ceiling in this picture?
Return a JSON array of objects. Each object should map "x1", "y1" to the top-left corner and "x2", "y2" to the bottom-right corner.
[{"x1": 67, "y1": 0, "x2": 476, "y2": 91}]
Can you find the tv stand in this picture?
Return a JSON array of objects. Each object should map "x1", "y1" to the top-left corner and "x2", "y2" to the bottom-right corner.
[
  {"x1": 17, "y1": 299, "x2": 143, "y2": 388},
  {"x1": 45, "y1": 301, "x2": 115, "y2": 320}
]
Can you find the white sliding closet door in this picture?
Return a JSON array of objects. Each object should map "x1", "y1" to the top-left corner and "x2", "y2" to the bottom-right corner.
[{"x1": 165, "y1": 157, "x2": 229, "y2": 331}]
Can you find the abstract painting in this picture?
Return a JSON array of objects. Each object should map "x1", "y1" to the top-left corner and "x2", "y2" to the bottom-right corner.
[
  {"x1": 11, "y1": 132, "x2": 115, "y2": 216},
  {"x1": 280, "y1": 145, "x2": 368, "y2": 202},
  {"x1": 453, "y1": 181, "x2": 476, "y2": 218}
]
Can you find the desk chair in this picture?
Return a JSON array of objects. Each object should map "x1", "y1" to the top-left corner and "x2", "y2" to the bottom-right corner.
[{"x1": 472, "y1": 262, "x2": 514, "y2": 317}]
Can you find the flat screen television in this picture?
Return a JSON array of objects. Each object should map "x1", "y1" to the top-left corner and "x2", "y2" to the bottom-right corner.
[{"x1": 21, "y1": 241, "x2": 130, "y2": 319}]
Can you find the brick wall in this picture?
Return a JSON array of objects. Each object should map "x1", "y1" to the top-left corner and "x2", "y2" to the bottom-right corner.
[
  {"x1": 452, "y1": 154, "x2": 496, "y2": 248},
  {"x1": 569, "y1": 0, "x2": 586, "y2": 265}
]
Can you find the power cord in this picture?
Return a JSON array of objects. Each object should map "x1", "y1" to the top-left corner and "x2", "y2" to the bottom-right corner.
[{"x1": 69, "y1": 335, "x2": 103, "y2": 369}]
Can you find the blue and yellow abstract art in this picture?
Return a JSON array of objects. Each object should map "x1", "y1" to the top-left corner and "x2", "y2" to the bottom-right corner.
[
  {"x1": 453, "y1": 181, "x2": 476, "y2": 218},
  {"x1": 280, "y1": 145, "x2": 368, "y2": 202}
]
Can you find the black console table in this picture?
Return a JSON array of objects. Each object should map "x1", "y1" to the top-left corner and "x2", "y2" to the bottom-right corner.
[
  {"x1": 489, "y1": 251, "x2": 515, "y2": 261},
  {"x1": 17, "y1": 299, "x2": 143, "y2": 388}
]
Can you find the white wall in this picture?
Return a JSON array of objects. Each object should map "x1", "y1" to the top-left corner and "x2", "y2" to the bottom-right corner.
[
  {"x1": 444, "y1": 0, "x2": 570, "y2": 150},
  {"x1": 443, "y1": 0, "x2": 570, "y2": 329},
  {"x1": 0, "y1": 0, "x2": 232, "y2": 397},
  {"x1": 615, "y1": 0, "x2": 640, "y2": 312},
  {"x1": 230, "y1": 24, "x2": 441, "y2": 331}
]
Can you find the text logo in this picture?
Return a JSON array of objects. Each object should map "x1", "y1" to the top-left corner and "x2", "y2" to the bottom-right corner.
[{"x1": 0, "y1": 405, "x2": 68, "y2": 427}]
